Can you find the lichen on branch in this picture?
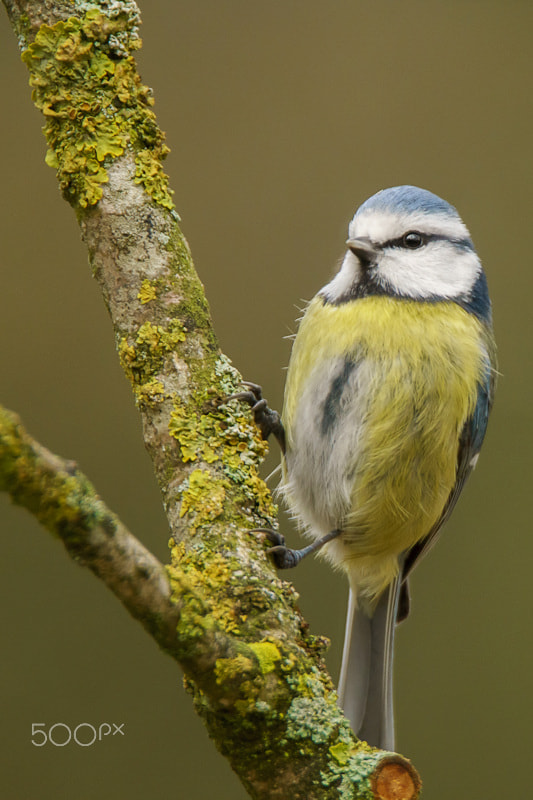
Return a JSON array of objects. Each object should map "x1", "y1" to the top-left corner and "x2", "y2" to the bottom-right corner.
[
  {"x1": 1, "y1": 1, "x2": 423, "y2": 796},
  {"x1": 0, "y1": 403, "x2": 181, "y2": 654},
  {"x1": 21, "y1": 4, "x2": 173, "y2": 210}
]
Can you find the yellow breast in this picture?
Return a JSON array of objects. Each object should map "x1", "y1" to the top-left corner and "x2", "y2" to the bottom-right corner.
[{"x1": 282, "y1": 295, "x2": 492, "y2": 598}]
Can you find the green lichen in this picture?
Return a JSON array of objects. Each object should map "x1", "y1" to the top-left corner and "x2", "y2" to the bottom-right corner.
[
  {"x1": 329, "y1": 741, "x2": 351, "y2": 766},
  {"x1": 0, "y1": 406, "x2": 116, "y2": 542},
  {"x1": 248, "y1": 641, "x2": 282, "y2": 675},
  {"x1": 171, "y1": 577, "x2": 216, "y2": 643},
  {"x1": 164, "y1": 227, "x2": 215, "y2": 342},
  {"x1": 286, "y1": 695, "x2": 336, "y2": 745},
  {"x1": 214, "y1": 353, "x2": 246, "y2": 396},
  {"x1": 319, "y1": 720, "x2": 380, "y2": 800},
  {"x1": 320, "y1": 749, "x2": 382, "y2": 800},
  {"x1": 167, "y1": 522, "x2": 385, "y2": 798},
  {"x1": 21, "y1": 8, "x2": 174, "y2": 211},
  {"x1": 283, "y1": 670, "x2": 381, "y2": 795}
]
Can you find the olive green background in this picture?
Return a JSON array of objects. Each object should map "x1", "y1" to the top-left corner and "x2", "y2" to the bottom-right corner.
[{"x1": 0, "y1": 2, "x2": 531, "y2": 798}]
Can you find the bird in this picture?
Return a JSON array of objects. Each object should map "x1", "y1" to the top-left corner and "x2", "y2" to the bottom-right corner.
[{"x1": 231, "y1": 185, "x2": 496, "y2": 751}]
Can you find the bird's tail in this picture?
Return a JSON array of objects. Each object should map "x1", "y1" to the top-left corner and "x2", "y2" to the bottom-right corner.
[{"x1": 337, "y1": 578, "x2": 401, "y2": 751}]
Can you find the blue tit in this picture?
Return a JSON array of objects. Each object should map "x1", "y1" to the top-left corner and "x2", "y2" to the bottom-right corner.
[
  {"x1": 234, "y1": 185, "x2": 496, "y2": 751},
  {"x1": 279, "y1": 184, "x2": 497, "y2": 750}
]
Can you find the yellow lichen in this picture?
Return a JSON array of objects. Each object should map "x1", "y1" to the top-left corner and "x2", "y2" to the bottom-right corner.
[
  {"x1": 135, "y1": 378, "x2": 166, "y2": 408},
  {"x1": 118, "y1": 319, "x2": 187, "y2": 390},
  {"x1": 135, "y1": 149, "x2": 175, "y2": 211},
  {"x1": 248, "y1": 641, "x2": 282, "y2": 675},
  {"x1": 214, "y1": 654, "x2": 254, "y2": 685},
  {"x1": 21, "y1": 10, "x2": 174, "y2": 211},
  {"x1": 179, "y1": 469, "x2": 226, "y2": 530},
  {"x1": 168, "y1": 406, "x2": 219, "y2": 464},
  {"x1": 137, "y1": 279, "x2": 157, "y2": 304},
  {"x1": 168, "y1": 384, "x2": 277, "y2": 522}
]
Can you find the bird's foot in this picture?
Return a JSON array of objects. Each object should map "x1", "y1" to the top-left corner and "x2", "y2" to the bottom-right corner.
[
  {"x1": 226, "y1": 382, "x2": 286, "y2": 452},
  {"x1": 253, "y1": 527, "x2": 342, "y2": 569}
]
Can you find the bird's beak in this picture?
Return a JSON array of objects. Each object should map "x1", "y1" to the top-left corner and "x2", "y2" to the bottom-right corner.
[{"x1": 346, "y1": 237, "x2": 378, "y2": 265}]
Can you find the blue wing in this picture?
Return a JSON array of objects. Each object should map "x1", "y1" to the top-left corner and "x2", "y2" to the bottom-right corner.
[{"x1": 399, "y1": 358, "x2": 495, "y2": 618}]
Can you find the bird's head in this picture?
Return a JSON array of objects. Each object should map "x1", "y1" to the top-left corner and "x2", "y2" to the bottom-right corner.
[{"x1": 320, "y1": 185, "x2": 491, "y2": 322}]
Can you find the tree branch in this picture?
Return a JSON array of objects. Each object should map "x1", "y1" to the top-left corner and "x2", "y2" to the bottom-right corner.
[
  {"x1": 1, "y1": 2, "x2": 421, "y2": 798},
  {"x1": 0, "y1": 404, "x2": 181, "y2": 655}
]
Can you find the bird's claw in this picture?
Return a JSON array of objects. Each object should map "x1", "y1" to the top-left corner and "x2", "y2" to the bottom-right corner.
[
  {"x1": 225, "y1": 382, "x2": 286, "y2": 452},
  {"x1": 252, "y1": 528, "x2": 302, "y2": 569},
  {"x1": 226, "y1": 381, "x2": 264, "y2": 407},
  {"x1": 267, "y1": 545, "x2": 303, "y2": 569},
  {"x1": 252, "y1": 527, "x2": 284, "y2": 547}
]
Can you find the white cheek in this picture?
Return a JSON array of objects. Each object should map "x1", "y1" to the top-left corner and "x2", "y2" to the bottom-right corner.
[{"x1": 377, "y1": 246, "x2": 481, "y2": 299}]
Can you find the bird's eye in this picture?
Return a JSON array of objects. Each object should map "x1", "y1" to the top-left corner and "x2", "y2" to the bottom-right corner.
[{"x1": 402, "y1": 231, "x2": 424, "y2": 249}]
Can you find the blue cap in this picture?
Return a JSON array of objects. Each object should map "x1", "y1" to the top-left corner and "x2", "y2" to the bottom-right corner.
[{"x1": 357, "y1": 185, "x2": 461, "y2": 220}]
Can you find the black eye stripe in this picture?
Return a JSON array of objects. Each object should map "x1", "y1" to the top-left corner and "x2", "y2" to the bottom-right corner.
[{"x1": 382, "y1": 233, "x2": 474, "y2": 251}]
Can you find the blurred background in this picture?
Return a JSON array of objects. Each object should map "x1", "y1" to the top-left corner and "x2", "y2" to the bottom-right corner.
[{"x1": 0, "y1": 2, "x2": 531, "y2": 798}]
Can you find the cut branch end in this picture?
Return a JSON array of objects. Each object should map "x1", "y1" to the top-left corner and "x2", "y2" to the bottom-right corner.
[{"x1": 372, "y1": 756, "x2": 421, "y2": 800}]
